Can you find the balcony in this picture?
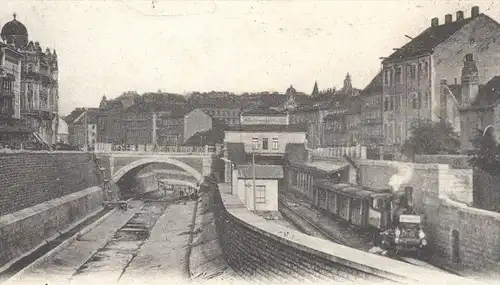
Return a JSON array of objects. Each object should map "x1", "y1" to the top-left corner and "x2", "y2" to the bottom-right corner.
[
  {"x1": 23, "y1": 71, "x2": 41, "y2": 80},
  {"x1": 0, "y1": 90, "x2": 14, "y2": 98}
]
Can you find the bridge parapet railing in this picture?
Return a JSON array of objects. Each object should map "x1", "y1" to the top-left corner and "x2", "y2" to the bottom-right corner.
[
  {"x1": 312, "y1": 145, "x2": 367, "y2": 160},
  {"x1": 94, "y1": 143, "x2": 217, "y2": 155}
]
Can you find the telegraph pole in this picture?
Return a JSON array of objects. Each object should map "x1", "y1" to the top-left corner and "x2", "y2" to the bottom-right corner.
[
  {"x1": 84, "y1": 110, "x2": 88, "y2": 151},
  {"x1": 252, "y1": 147, "x2": 256, "y2": 211}
]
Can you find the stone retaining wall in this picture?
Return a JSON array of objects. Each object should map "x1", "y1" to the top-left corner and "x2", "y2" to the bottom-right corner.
[
  {"x1": 213, "y1": 183, "x2": 481, "y2": 284},
  {"x1": 0, "y1": 152, "x2": 102, "y2": 216},
  {"x1": 0, "y1": 187, "x2": 104, "y2": 269}
]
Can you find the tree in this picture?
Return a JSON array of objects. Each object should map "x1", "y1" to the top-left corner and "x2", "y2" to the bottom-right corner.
[
  {"x1": 402, "y1": 119, "x2": 460, "y2": 156},
  {"x1": 468, "y1": 127, "x2": 500, "y2": 175}
]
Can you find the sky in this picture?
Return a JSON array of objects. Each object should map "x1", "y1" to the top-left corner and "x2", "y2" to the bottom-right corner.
[{"x1": 2, "y1": 0, "x2": 500, "y2": 116}]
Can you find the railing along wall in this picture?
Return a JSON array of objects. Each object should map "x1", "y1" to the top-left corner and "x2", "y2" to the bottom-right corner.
[
  {"x1": 94, "y1": 142, "x2": 217, "y2": 154},
  {"x1": 312, "y1": 146, "x2": 367, "y2": 160}
]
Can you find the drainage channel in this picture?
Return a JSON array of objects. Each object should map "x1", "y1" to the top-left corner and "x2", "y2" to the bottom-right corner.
[{"x1": 70, "y1": 201, "x2": 169, "y2": 282}]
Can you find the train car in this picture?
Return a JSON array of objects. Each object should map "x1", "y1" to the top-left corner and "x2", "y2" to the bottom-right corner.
[
  {"x1": 313, "y1": 180, "x2": 394, "y2": 228},
  {"x1": 313, "y1": 180, "x2": 428, "y2": 255}
]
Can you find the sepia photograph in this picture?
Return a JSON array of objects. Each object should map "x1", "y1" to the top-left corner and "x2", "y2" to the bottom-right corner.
[{"x1": 0, "y1": 0, "x2": 499, "y2": 284}]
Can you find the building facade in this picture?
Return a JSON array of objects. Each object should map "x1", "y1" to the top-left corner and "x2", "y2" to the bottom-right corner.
[
  {"x1": 1, "y1": 14, "x2": 59, "y2": 144},
  {"x1": 201, "y1": 105, "x2": 240, "y2": 126},
  {"x1": 381, "y1": 6, "x2": 500, "y2": 155},
  {"x1": 321, "y1": 111, "x2": 347, "y2": 147},
  {"x1": 240, "y1": 106, "x2": 289, "y2": 125},
  {"x1": 235, "y1": 165, "x2": 283, "y2": 212},
  {"x1": 0, "y1": 42, "x2": 22, "y2": 127},
  {"x1": 183, "y1": 108, "x2": 213, "y2": 143},
  {"x1": 360, "y1": 70, "x2": 384, "y2": 147},
  {"x1": 457, "y1": 54, "x2": 500, "y2": 152}
]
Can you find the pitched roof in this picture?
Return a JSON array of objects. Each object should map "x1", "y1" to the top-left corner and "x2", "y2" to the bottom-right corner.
[
  {"x1": 471, "y1": 76, "x2": 500, "y2": 107},
  {"x1": 290, "y1": 161, "x2": 349, "y2": 174},
  {"x1": 226, "y1": 142, "x2": 246, "y2": 165},
  {"x1": 225, "y1": 124, "x2": 306, "y2": 133},
  {"x1": 63, "y1": 108, "x2": 86, "y2": 124},
  {"x1": 383, "y1": 16, "x2": 477, "y2": 63},
  {"x1": 347, "y1": 97, "x2": 363, "y2": 115},
  {"x1": 237, "y1": 165, "x2": 284, "y2": 179},
  {"x1": 242, "y1": 106, "x2": 287, "y2": 116},
  {"x1": 363, "y1": 70, "x2": 383, "y2": 95},
  {"x1": 448, "y1": 84, "x2": 462, "y2": 101}
]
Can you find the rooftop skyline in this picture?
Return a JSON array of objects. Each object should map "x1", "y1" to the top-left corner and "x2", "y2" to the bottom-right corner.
[{"x1": 3, "y1": 0, "x2": 500, "y2": 116}]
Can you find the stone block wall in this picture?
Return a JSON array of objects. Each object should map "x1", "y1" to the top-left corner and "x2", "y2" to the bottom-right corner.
[
  {"x1": 212, "y1": 184, "x2": 478, "y2": 284},
  {"x1": 0, "y1": 152, "x2": 102, "y2": 216},
  {"x1": 433, "y1": 197, "x2": 500, "y2": 276},
  {"x1": 356, "y1": 159, "x2": 500, "y2": 277},
  {"x1": 0, "y1": 187, "x2": 103, "y2": 269},
  {"x1": 413, "y1": 155, "x2": 470, "y2": 169}
]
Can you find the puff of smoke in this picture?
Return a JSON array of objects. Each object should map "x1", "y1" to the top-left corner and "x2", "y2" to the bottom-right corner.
[{"x1": 388, "y1": 163, "x2": 414, "y2": 192}]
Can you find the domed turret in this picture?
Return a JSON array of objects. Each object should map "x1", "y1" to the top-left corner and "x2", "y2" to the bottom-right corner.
[
  {"x1": 1, "y1": 13, "x2": 28, "y2": 47},
  {"x1": 99, "y1": 95, "x2": 108, "y2": 109}
]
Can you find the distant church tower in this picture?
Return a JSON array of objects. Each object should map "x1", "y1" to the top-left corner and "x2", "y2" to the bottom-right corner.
[
  {"x1": 311, "y1": 81, "x2": 319, "y2": 97},
  {"x1": 343, "y1": 73, "x2": 353, "y2": 91},
  {"x1": 99, "y1": 95, "x2": 108, "y2": 109},
  {"x1": 285, "y1": 85, "x2": 298, "y2": 110}
]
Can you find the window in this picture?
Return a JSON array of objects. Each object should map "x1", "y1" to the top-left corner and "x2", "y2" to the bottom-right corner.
[
  {"x1": 394, "y1": 95, "x2": 400, "y2": 111},
  {"x1": 451, "y1": 229, "x2": 460, "y2": 263},
  {"x1": 409, "y1": 64, "x2": 416, "y2": 79},
  {"x1": 255, "y1": 185, "x2": 266, "y2": 204},
  {"x1": 412, "y1": 97, "x2": 418, "y2": 109},
  {"x1": 384, "y1": 69, "x2": 390, "y2": 85},
  {"x1": 425, "y1": 91, "x2": 430, "y2": 107},
  {"x1": 418, "y1": 62, "x2": 423, "y2": 75},
  {"x1": 262, "y1": 138, "x2": 269, "y2": 150},
  {"x1": 395, "y1": 66, "x2": 402, "y2": 83},
  {"x1": 252, "y1": 137, "x2": 259, "y2": 150},
  {"x1": 384, "y1": 97, "x2": 389, "y2": 111},
  {"x1": 272, "y1": 138, "x2": 278, "y2": 150},
  {"x1": 424, "y1": 62, "x2": 429, "y2": 76}
]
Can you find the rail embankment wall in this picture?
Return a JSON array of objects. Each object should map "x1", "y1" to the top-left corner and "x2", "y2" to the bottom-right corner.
[
  {"x1": 0, "y1": 152, "x2": 105, "y2": 270},
  {"x1": 213, "y1": 183, "x2": 481, "y2": 284}
]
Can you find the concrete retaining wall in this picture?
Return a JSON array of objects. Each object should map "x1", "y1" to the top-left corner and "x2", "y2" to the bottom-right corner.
[{"x1": 0, "y1": 187, "x2": 104, "y2": 269}]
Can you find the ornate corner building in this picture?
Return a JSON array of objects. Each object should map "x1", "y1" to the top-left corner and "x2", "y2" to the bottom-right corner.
[{"x1": 1, "y1": 14, "x2": 59, "y2": 144}]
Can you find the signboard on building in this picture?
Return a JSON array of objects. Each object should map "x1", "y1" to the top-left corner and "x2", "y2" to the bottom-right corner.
[
  {"x1": 399, "y1": 214, "x2": 421, "y2": 224},
  {"x1": 368, "y1": 208, "x2": 382, "y2": 228}
]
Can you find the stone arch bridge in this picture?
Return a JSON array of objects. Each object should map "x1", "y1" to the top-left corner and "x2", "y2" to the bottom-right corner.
[{"x1": 95, "y1": 151, "x2": 219, "y2": 195}]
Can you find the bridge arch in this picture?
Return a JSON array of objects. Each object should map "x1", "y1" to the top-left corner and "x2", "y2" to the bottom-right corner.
[
  {"x1": 483, "y1": 125, "x2": 494, "y2": 137},
  {"x1": 112, "y1": 157, "x2": 204, "y2": 183}
]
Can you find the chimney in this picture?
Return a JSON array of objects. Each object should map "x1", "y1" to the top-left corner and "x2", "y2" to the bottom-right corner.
[
  {"x1": 456, "y1": 11, "x2": 464, "y2": 21},
  {"x1": 461, "y1": 53, "x2": 479, "y2": 105},
  {"x1": 445, "y1": 14, "x2": 453, "y2": 24},
  {"x1": 471, "y1": 6, "x2": 479, "y2": 18},
  {"x1": 431, "y1": 17, "x2": 439, "y2": 27}
]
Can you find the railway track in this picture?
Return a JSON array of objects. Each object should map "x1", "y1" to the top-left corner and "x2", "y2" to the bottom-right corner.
[
  {"x1": 278, "y1": 200, "x2": 346, "y2": 245},
  {"x1": 278, "y1": 196, "x2": 423, "y2": 267}
]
